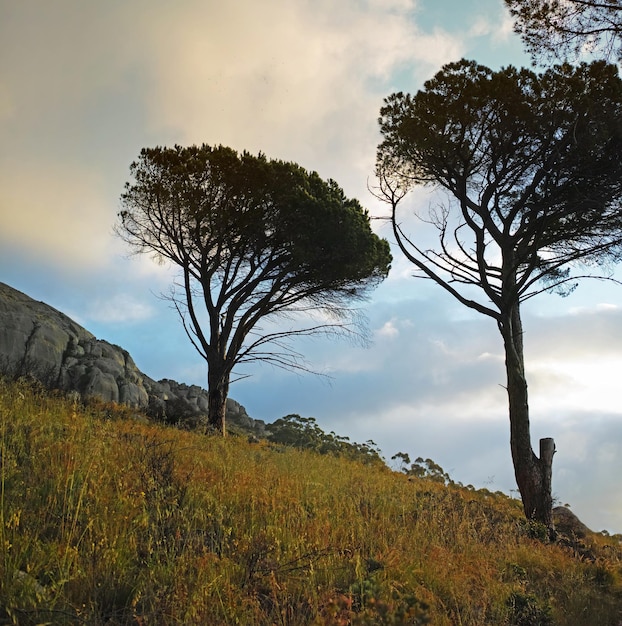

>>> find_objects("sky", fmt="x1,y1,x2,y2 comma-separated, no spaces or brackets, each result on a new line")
1,0,621,533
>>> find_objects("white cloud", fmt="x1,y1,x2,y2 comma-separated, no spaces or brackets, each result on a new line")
87,293,155,324
375,319,400,339
496,13,518,42
529,356,622,415
0,3,142,272
468,13,514,44
0,0,462,275
468,17,495,38
0,2,138,118
133,0,462,195
0,84,14,122
0,161,119,270
569,302,621,315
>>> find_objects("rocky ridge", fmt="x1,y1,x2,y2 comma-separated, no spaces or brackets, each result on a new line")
0,281,265,434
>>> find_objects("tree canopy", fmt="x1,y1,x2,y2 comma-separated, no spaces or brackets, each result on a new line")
118,144,391,433
376,58,622,525
377,59,622,315
505,0,622,63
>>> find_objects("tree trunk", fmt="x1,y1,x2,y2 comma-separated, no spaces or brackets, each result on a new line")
499,303,555,530
207,365,230,436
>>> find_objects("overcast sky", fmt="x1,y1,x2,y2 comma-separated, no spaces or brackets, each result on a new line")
1,0,621,533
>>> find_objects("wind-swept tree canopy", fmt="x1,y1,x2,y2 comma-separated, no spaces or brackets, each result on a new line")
506,0,622,62
376,59,622,526
118,144,391,434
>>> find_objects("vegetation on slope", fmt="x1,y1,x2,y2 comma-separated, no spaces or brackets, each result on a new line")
0,377,621,625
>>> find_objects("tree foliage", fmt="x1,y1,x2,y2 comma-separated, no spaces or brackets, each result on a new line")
376,59,622,525
268,414,384,464
505,0,622,63
392,453,453,485
117,145,391,434
377,59,622,315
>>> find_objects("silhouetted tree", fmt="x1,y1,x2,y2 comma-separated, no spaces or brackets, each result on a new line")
376,59,622,527
268,414,384,463
506,0,622,63
118,145,391,435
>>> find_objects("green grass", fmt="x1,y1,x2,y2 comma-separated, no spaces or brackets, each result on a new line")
0,377,621,625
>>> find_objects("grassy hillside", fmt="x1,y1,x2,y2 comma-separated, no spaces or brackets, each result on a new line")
0,377,620,625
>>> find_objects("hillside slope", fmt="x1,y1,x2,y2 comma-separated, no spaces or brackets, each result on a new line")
0,378,620,625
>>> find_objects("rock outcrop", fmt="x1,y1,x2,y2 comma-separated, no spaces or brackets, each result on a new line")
552,506,592,538
0,282,265,434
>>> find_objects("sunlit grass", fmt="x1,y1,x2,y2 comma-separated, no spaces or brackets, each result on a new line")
0,377,620,624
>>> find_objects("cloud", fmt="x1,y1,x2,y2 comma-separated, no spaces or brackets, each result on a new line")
468,13,515,44
133,0,463,192
0,2,142,123
0,161,120,270
0,2,145,272
232,291,507,419
86,293,156,324
0,84,14,123
518,305,622,422
375,319,400,339
0,0,463,276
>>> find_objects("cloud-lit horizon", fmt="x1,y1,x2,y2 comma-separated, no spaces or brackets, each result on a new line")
2,0,621,533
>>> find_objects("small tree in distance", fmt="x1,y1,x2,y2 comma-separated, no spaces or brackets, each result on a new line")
376,59,622,527
117,145,392,435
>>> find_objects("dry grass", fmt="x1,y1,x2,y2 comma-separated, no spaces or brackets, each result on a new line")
0,377,620,625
